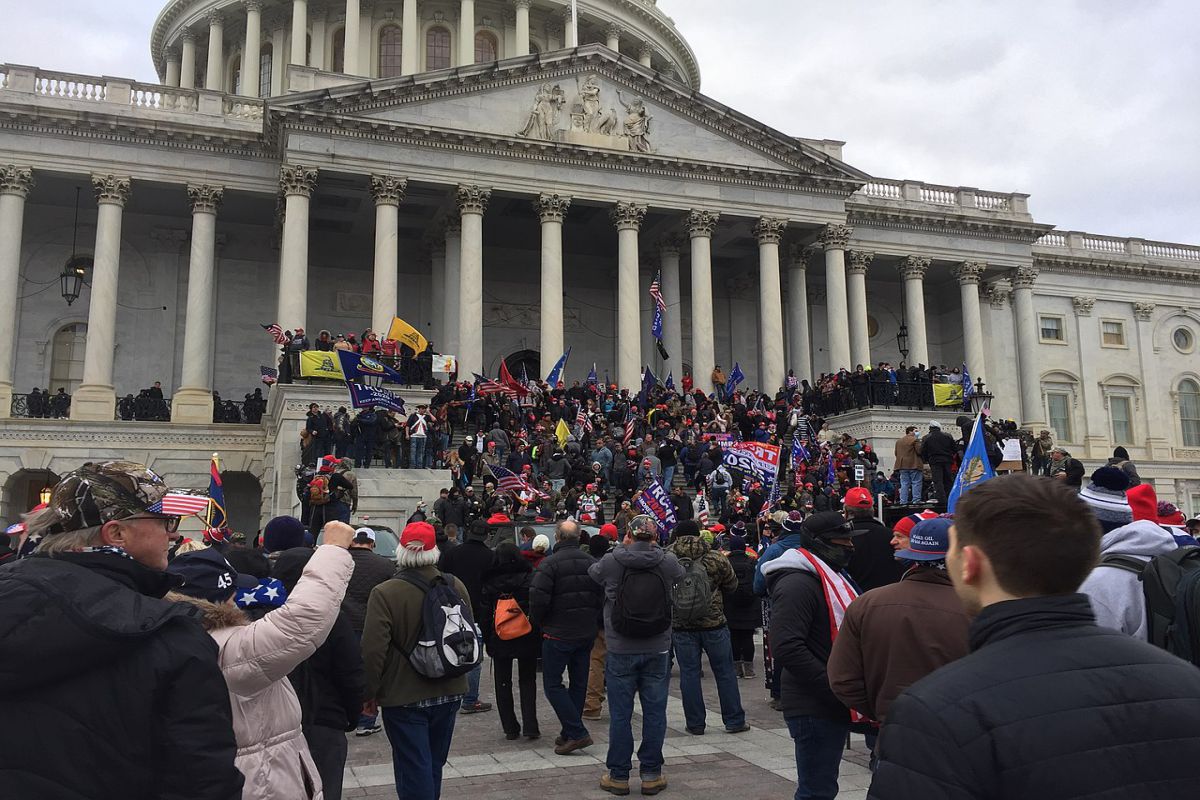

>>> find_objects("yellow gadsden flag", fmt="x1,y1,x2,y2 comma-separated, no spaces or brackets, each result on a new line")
386,316,429,354
555,418,571,448
933,383,965,407
299,351,345,379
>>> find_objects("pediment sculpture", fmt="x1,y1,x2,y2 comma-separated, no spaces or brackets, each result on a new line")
517,74,653,153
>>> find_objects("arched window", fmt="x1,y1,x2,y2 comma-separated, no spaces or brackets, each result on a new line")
378,25,403,77
259,43,273,97
50,323,88,395
1181,379,1200,447
426,26,451,69
474,31,498,63
331,28,345,73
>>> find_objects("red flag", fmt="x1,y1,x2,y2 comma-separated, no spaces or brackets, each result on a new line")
498,361,527,397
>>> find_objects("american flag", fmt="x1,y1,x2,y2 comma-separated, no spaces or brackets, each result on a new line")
576,404,593,434
695,490,710,526
260,365,278,385
473,373,520,400
649,270,666,344
147,492,211,517
487,465,549,499
622,407,636,449
261,323,287,345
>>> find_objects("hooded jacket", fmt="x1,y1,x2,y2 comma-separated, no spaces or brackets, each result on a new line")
722,549,762,630
0,552,244,800
171,544,353,800
753,531,804,595
1078,519,1178,640
589,541,685,654
667,536,737,630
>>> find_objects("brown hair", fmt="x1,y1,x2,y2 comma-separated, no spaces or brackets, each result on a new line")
954,473,1101,597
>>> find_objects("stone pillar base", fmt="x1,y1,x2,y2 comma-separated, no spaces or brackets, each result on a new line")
172,387,216,424
70,384,116,421
1085,436,1110,461
0,383,11,419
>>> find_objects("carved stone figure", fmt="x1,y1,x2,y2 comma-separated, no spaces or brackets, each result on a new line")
517,83,566,140
616,91,652,153
572,74,617,135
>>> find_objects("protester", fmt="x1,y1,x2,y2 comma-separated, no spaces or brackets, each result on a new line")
584,523,618,721
842,488,904,591
481,542,542,740
888,509,939,554
1049,446,1085,488
916,421,955,503
340,526,398,736
722,531,762,679
867,474,1200,798
891,426,924,504
438,519,496,715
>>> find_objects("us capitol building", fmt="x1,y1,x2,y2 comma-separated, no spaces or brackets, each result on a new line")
1,0,1198,528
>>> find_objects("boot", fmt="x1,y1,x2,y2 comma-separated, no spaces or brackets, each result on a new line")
734,661,745,679
742,661,756,679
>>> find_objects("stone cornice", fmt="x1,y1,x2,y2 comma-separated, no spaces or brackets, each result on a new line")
847,204,1053,244
1034,252,1200,285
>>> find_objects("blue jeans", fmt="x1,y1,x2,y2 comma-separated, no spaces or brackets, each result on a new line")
410,436,427,469
898,469,923,504
785,715,849,800
355,631,378,730
673,628,745,731
605,651,670,781
662,464,675,488
463,633,484,706
541,636,594,742
382,702,459,800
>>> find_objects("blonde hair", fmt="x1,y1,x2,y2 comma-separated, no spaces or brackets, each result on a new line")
172,539,208,555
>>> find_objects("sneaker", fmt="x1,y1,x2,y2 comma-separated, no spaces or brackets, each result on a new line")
354,721,382,737
742,665,756,679
554,735,594,755
640,775,668,795
582,710,603,721
459,702,492,714
600,774,631,796
724,723,751,734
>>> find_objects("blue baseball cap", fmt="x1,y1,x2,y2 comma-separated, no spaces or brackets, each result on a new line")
895,517,953,561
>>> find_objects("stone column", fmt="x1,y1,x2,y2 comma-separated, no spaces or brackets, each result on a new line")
786,245,812,381
688,210,719,386
344,0,360,75
535,193,571,367
443,219,462,357
370,175,407,336
954,260,987,381
846,249,873,368
659,235,684,375
205,12,225,91
71,175,131,421
818,223,852,373
606,23,622,51
638,43,653,67
242,0,263,97
165,51,182,87
402,0,419,73
457,185,490,376
459,0,476,66
755,217,787,392
899,255,931,368
173,185,224,423
612,202,647,390
276,165,317,334
1133,301,1170,458
0,166,34,418
180,31,197,89
429,241,445,347
513,0,531,56
310,13,326,68
563,6,577,47
290,0,308,66
1011,265,1046,429
270,25,286,93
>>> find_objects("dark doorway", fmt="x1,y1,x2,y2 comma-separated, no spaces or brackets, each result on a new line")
504,349,541,383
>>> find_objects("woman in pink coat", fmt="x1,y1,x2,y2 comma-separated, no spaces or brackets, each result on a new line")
170,522,356,800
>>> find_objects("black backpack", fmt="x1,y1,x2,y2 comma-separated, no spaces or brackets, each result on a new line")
396,571,481,679
612,565,672,638
1101,545,1200,665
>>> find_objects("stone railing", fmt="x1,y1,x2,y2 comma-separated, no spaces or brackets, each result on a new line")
853,178,1029,215
1035,231,1200,262
0,65,264,123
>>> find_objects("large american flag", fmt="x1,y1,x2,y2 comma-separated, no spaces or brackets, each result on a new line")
261,323,288,345
147,492,212,517
487,465,549,499
649,270,665,343
473,374,520,400
695,490,710,526
576,404,593,434
622,407,637,449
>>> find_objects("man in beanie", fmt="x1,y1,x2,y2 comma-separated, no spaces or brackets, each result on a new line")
1078,467,1177,640
439,519,495,714
0,460,245,799
916,421,956,504
362,521,472,800
723,531,762,679
342,526,398,736
843,487,904,592
263,514,308,555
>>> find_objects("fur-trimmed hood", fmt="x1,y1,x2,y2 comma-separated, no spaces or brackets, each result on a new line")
167,592,251,632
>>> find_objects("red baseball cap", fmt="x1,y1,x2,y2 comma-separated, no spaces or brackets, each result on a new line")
599,523,619,540
844,487,874,509
400,521,436,552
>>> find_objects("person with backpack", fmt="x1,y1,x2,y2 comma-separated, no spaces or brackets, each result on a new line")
361,521,481,800
667,519,749,736
306,455,354,540
481,542,542,741
1077,467,1182,641
707,463,733,517
588,515,685,796
722,532,762,679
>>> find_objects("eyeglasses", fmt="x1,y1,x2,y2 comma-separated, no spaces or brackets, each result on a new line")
125,514,182,533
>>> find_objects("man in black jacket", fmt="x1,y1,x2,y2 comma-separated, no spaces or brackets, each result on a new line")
340,526,398,736
438,520,496,715
529,518,604,755
843,487,905,592
0,460,244,800
868,474,1200,799
916,421,956,503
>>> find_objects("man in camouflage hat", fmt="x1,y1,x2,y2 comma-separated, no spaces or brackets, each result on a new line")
0,460,245,799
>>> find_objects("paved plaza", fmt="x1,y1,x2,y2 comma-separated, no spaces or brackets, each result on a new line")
340,654,874,799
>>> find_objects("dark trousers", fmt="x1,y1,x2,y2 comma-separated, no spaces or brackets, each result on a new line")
785,715,849,800
495,656,540,736
303,724,348,800
541,636,594,742
730,628,756,663
382,701,458,800
930,461,953,503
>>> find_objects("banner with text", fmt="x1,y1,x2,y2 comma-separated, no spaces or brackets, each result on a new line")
720,441,782,490
634,479,678,543
346,382,407,414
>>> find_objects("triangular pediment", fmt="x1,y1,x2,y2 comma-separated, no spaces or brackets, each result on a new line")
272,46,868,185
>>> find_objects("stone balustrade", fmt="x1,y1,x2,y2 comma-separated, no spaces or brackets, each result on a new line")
853,177,1030,216
1036,230,1200,262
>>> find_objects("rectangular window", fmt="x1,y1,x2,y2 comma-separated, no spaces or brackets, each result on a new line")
1047,393,1072,442
1039,315,1064,342
1111,396,1134,445
1192,493,1200,520
1101,320,1126,347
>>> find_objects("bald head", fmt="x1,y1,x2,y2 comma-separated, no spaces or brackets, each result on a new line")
556,519,580,543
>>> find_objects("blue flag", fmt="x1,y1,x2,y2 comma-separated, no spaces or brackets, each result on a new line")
725,362,745,398
545,347,571,387
346,381,407,414
337,350,404,384
520,362,530,388
634,479,678,543
826,450,836,484
948,413,996,512
466,381,477,417
665,371,675,391
640,366,658,406
586,363,598,388
791,431,809,465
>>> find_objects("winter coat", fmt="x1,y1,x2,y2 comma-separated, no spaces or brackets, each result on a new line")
668,536,737,630
827,568,969,721
892,433,923,471
589,541,686,655
481,559,542,660
484,512,517,549
846,516,906,592
868,594,1200,799
753,532,804,595
529,541,604,641
341,546,396,633
1078,520,1178,640
438,538,496,622
672,492,695,521
0,552,244,800
916,429,956,464
722,550,762,630
173,544,353,800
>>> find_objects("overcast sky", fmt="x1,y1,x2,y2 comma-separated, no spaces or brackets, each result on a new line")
1,0,1196,243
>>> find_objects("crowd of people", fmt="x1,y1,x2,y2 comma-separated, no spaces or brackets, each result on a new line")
275,326,437,387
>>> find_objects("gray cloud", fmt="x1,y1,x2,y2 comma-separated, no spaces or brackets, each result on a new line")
1,0,1195,243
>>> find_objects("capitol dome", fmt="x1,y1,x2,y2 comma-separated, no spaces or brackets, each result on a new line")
150,0,701,97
